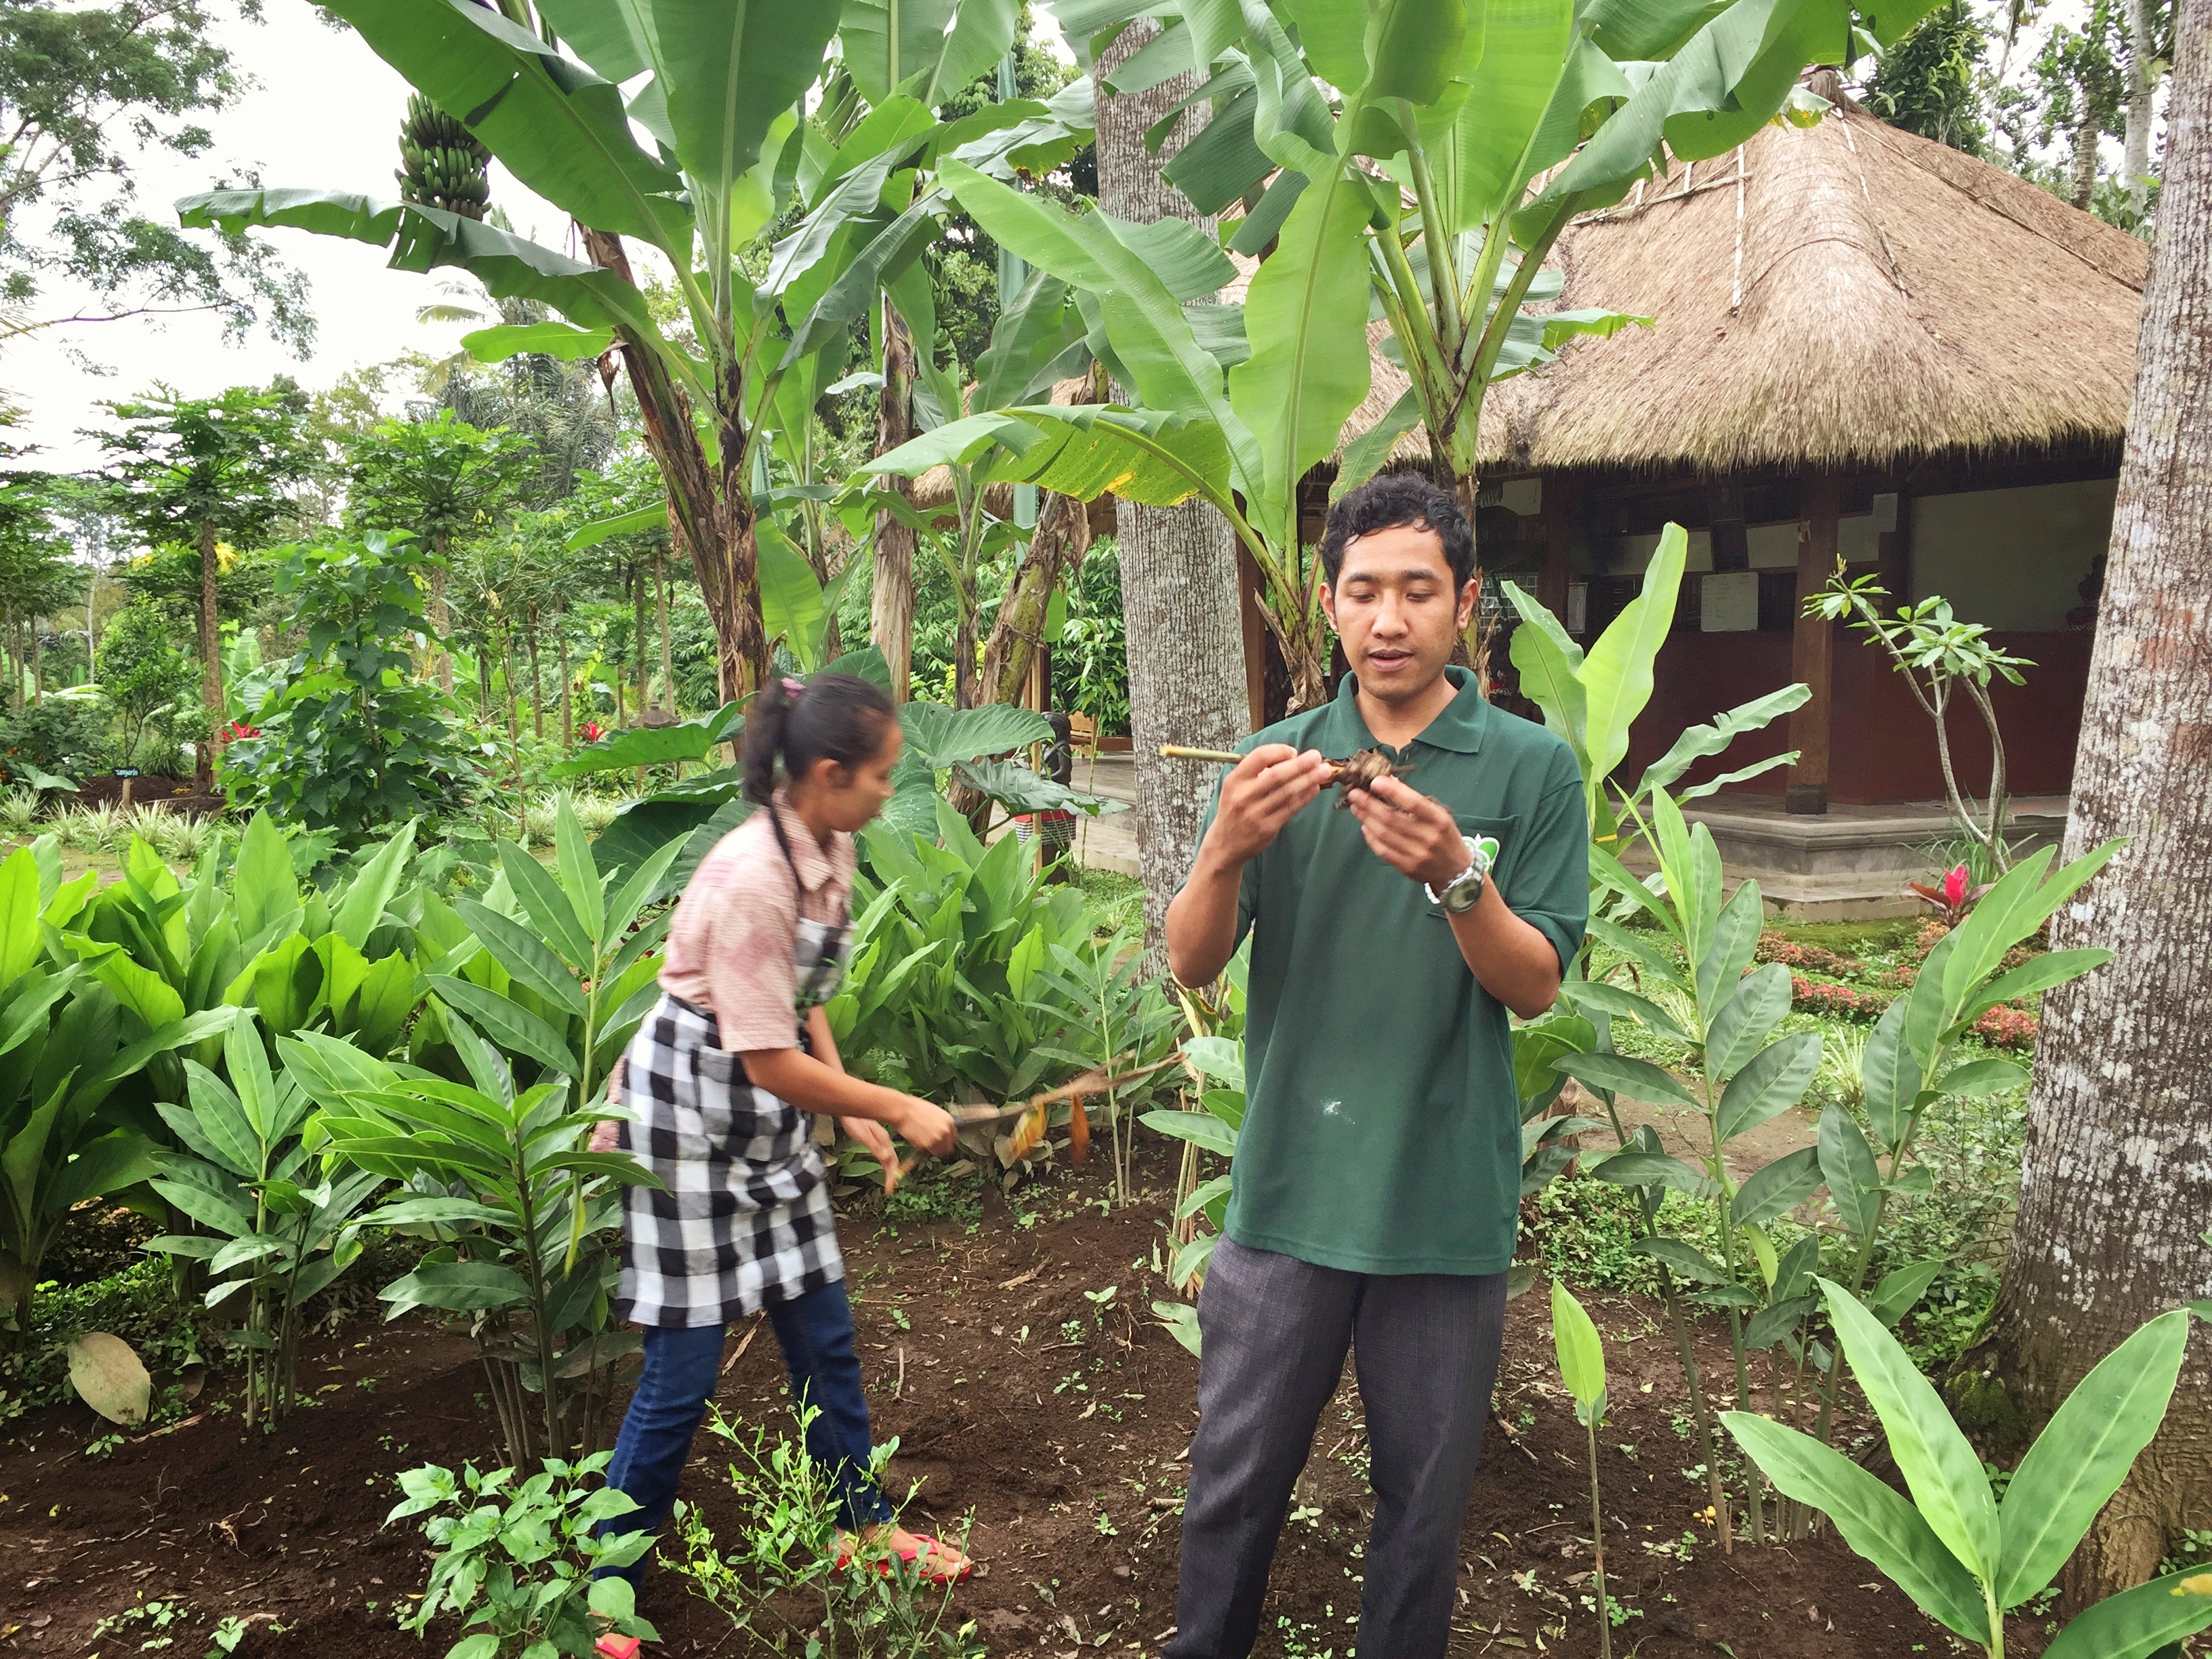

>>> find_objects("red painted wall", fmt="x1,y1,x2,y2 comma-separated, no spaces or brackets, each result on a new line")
1622,629,2093,804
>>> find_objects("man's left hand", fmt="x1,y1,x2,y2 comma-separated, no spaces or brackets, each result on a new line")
841,1115,903,1193
1348,774,1471,890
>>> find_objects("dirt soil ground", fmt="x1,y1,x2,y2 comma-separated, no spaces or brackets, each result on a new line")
1,1153,2057,1659
67,773,225,817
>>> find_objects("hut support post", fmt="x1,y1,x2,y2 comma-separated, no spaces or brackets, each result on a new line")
1787,472,1842,814
1538,478,1576,620
1235,541,1270,732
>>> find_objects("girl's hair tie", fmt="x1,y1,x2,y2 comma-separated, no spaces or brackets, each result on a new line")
781,676,806,697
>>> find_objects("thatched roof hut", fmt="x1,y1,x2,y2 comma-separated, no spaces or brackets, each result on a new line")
1334,90,2149,477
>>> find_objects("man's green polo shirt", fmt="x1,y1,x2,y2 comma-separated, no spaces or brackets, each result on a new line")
1190,667,1589,1276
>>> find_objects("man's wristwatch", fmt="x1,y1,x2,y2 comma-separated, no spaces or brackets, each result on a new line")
1426,834,1500,914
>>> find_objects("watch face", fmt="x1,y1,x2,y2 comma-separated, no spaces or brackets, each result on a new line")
1442,871,1484,913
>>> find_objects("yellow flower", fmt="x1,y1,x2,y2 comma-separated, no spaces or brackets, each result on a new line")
2175,1574,2212,1599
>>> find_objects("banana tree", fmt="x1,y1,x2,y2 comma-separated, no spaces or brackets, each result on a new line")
1085,0,1931,495
178,0,1080,702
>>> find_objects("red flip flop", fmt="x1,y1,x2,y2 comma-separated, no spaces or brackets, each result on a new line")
834,1533,974,1586
595,1637,642,1659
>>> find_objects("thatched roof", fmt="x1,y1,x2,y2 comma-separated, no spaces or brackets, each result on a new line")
1410,94,2150,476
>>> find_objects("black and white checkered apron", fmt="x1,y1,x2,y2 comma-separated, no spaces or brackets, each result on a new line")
615,815,853,1329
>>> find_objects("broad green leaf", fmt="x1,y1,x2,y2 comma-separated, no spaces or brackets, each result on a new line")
1996,1309,2190,1608
1634,1235,1727,1284
176,1059,261,1177
1225,169,1373,546
1183,1035,1245,1088
548,703,740,777
1139,1109,1237,1158
1818,1105,1882,1236
1587,1148,1717,1199
1638,683,1811,798
331,819,417,951
462,319,613,362
83,943,186,1033
1745,1292,1820,1348
495,841,594,972
554,797,605,953
178,192,697,402
1820,1277,1999,1582
1555,1051,1698,1109
1706,962,1792,1080
756,520,826,671
1866,1258,1944,1326
381,1258,532,1315
1962,949,2113,1026
1503,581,1589,761
1722,1411,1991,1643
1557,979,1692,1045
1689,848,1750,1015
1551,1277,1607,1419
900,701,1053,770
1580,523,1686,820
1437,0,1576,228
1715,1030,1821,1142
937,161,1259,500
1730,1144,1822,1227
2039,1569,2212,1659
455,899,588,1019
1943,841,2121,1023
0,846,37,985
842,0,1021,105
1935,1057,2030,1099
565,504,664,552
321,0,687,251
1860,996,1924,1153
430,977,581,1081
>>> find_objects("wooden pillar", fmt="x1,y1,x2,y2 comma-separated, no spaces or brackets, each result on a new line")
1538,476,1576,621
1787,472,1841,815
1235,541,1270,732
1710,480,1749,571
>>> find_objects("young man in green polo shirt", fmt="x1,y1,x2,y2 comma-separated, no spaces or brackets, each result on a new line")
1162,474,1589,1658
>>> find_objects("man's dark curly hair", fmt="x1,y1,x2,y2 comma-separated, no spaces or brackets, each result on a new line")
1319,472,1475,590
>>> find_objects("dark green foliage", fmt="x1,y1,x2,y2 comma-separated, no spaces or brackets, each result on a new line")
224,532,478,839
1869,0,1992,153
0,695,111,783
1052,537,1130,736
97,603,197,766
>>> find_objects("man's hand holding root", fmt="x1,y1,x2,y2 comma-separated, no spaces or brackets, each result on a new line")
1346,773,1472,888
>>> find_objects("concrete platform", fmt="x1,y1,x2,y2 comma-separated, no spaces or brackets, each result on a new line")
1069,752,1139,877
1634,792,2070,917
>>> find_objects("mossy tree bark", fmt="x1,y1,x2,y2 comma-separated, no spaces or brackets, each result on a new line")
1094,20,1250,970
1977,0,2212,1609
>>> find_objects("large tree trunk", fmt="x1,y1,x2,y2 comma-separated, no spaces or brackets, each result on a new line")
2072,117,2102,210
196,518,223,793
580,227,766,702
1977,0,2212,1609
872,302,920,701
1095,24,1251,969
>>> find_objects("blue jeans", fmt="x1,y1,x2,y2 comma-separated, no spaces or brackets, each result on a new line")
597,1277,893,1582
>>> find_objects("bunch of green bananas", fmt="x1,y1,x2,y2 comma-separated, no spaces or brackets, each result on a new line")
396,94,492,220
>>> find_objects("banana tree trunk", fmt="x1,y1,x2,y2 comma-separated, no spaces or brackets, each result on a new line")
580,227,766,702
1978,1,2212,1609
196,518,223,793
655,546,676,714
978,491,1087,708
872,302,920,701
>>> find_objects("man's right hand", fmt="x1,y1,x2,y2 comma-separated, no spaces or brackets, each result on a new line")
1204,744,1334,865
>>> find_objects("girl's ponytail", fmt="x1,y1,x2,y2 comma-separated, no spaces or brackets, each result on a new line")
741,672,896,805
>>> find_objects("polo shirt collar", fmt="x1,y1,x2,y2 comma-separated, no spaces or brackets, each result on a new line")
1328,665,1490,756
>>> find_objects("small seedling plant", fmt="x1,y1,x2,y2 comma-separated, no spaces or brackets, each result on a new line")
386,1452,657,1659
1724,1284,2212,1659
676,1401,982,1658
1551,1279,1617,1659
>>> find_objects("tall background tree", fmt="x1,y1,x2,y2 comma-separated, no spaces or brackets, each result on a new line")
0,0,310,350
1090,20,1250,966
344,409,535,691
1978,0,2211,1606
97,386,316,789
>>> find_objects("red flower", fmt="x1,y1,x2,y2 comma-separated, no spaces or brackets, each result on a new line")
581,720,607,743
